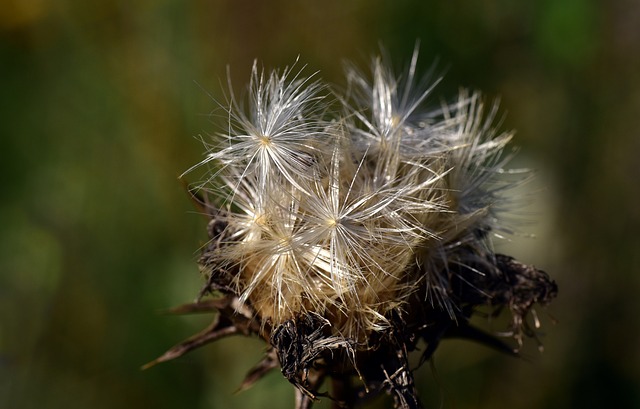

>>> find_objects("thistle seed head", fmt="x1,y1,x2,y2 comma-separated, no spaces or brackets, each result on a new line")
149,49,557,409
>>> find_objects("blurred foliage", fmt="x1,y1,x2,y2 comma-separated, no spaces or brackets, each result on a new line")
1,0,639,408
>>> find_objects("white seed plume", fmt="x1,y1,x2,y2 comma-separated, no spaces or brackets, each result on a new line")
188,53,526,341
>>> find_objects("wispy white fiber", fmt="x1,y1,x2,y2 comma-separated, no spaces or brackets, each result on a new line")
188,50,530,341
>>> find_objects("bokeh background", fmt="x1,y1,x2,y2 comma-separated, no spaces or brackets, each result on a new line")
2,1,639,408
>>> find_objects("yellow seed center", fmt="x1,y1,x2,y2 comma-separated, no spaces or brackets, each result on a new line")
326,217,339,228
259,135,271,146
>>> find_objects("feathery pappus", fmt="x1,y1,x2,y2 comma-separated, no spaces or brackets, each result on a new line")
146,49,557,409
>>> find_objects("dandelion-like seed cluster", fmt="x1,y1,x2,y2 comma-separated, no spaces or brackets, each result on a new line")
149,51,557,409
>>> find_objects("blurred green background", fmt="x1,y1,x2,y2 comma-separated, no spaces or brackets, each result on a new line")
2,0,639,408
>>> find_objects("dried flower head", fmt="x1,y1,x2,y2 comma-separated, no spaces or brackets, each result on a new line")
147,50,557,409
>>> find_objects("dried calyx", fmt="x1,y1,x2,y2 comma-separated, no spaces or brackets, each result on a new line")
146,51,557,409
